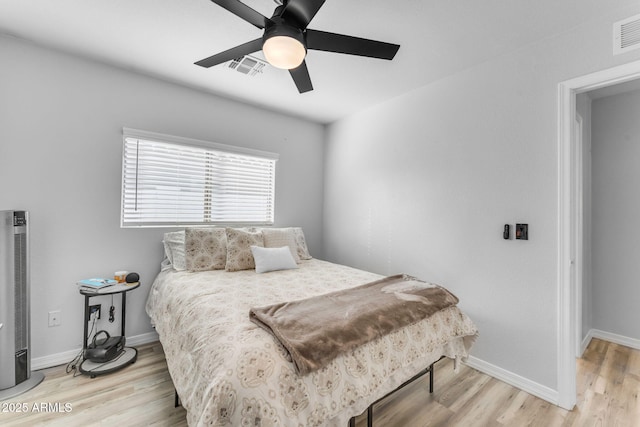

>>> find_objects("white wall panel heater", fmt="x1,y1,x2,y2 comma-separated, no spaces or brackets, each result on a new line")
0,211,44,400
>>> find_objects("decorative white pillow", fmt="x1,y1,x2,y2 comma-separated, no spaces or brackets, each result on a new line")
184,228,227,271
163,230,186,271
225,228,264,271
250,246,299,274
262,228,301,263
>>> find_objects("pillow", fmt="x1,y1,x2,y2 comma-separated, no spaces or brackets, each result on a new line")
292,227,312,260
225,228,264,271
185,228,227,271
262,228,300,263
163,230,186,271
250,246,298,274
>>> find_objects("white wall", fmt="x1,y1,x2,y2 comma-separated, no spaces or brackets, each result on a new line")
323,2,640,394
591,88,640,340
0,35,325,363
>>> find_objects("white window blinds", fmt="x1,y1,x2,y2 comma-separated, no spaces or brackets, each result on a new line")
121,129,278,227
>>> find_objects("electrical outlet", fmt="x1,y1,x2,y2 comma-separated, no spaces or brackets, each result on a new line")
48,310,61,327
90,304,101,319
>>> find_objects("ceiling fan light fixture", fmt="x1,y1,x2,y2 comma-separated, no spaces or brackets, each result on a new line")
263,36,306,69
262,20,306,70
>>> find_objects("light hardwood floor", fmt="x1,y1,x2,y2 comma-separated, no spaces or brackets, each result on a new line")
1,338,638,426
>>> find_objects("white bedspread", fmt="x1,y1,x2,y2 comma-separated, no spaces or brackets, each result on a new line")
146,259,478,426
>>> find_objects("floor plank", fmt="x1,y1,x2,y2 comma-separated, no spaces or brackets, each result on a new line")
0,342,187,427
1,338,639,426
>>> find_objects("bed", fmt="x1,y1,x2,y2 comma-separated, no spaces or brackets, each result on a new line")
146,227,478,426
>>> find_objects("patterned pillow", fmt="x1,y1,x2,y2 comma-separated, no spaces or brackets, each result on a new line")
262,228,301,263
225,228,264,272
185,228,227,271
292,227,312,260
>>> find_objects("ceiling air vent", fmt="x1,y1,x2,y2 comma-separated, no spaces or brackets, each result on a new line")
614,13,640,55
228,55,267,77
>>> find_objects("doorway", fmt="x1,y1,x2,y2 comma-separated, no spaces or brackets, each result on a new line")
558,60,640,410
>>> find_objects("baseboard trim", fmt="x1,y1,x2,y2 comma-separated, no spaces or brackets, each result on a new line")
464,356,559,405
126,330,160,347
580,329,594,357
589,328,640,351
31,331,159,371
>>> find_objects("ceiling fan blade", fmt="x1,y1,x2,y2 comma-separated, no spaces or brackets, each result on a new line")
306,29,400,60
210,0,271,29
289,60,313,93
194,38,263,68
280,0,325,29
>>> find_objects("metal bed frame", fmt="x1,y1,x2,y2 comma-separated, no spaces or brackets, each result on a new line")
348,356,443,427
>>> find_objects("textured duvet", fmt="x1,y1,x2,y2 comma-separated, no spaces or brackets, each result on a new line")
146,259,478,426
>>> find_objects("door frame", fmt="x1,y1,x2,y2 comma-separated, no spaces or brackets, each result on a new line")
573,112,584,359
557,59,640,410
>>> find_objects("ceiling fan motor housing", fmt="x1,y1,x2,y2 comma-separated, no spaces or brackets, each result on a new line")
263,15,306,50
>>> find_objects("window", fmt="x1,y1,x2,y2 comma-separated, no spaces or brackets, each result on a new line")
121,128,278,227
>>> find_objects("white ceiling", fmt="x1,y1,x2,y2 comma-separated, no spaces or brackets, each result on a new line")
0,0,615,123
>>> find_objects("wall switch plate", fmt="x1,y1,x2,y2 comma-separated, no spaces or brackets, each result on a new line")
48,310,61,327
515,224,529,240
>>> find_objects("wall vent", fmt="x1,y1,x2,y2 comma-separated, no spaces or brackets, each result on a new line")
614,13,640,55
228,55,267,76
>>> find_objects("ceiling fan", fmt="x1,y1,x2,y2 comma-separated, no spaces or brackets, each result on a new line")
195,0,400,93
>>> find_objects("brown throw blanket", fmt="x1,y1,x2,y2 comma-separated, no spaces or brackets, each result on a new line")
249,274,459,375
